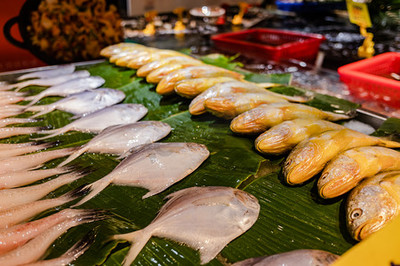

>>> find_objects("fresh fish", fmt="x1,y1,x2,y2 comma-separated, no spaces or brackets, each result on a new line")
26,229,96,266
0,186,88,228
0,118,36,127
0,142,51,159
318,146,400,199
146,61,204,83
255,119,344,155
0,91,27,98
0,126,43,139
111,50,154,66
283,129,400,185
1,104,26,114
17,64,75,81
74,142,210,205
0,167,70,189
189,82,306,116
137,56,202,77
0,208,88,254
25,88,126,118
174,77,238,98
346,170,400,241
126,50,191,69
100,42,147,57
0,208,103,265
0,171,85,210
0,95,25,106
156,65,244,95
113,186,260,266
13,70,90,92
0,147,77,175
59,121,171,167
232,249,339,266
230,103,352,134
35,104,148,140
24,76,106,107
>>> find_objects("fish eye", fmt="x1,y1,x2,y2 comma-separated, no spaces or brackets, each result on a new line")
351,208,363,220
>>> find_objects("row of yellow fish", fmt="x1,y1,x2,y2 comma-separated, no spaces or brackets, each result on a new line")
102,43,400,244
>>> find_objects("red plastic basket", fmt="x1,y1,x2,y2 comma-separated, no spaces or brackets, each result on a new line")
338,52,400,108
211,28,326,63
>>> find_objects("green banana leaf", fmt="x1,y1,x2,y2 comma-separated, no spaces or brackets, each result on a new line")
2,60,398,266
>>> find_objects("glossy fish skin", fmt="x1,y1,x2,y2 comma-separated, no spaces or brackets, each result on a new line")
230,103,352,134
74,142,210,206
17,64,75,81
100,42,146,57
137,56,201,77
174,77,238,98
318,146,400,199
283,129,400,185
59,121,171,167
255,119,344,155
232,249,339,266
24,76,106,107
112,50,156,66
346,171,400,241
35,103,148,140
0,142,51,159
156,65,244,95
145,61,204,83
26,88,126,118
113,186,260,266
0,209,103,265
126,50,190,69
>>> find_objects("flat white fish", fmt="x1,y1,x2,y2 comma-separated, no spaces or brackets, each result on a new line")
35,104,148,140
17,64,75,81
0,167,70,189
0,118,36,127
113,186,260,265
59,121,171,167
0,171,85,210
0,142,51,159
13,70,90,91
26,88,126,118
0,186,88,228
0,126,42,139
232,249,339,266
24,76,105,106
0,208,87,254
0,147,77,175
75,142,210,205
0,208,103,265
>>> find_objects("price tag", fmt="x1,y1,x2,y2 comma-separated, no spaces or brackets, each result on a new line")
346,0,372,28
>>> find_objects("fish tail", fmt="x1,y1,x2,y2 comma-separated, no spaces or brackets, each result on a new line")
33,126,69,141
72,175,114,207
113,229,152,266
26,104,55,118
24,93,45,107
324,111,353,121
58,146,88,167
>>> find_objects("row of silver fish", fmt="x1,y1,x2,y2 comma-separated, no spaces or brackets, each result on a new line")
102,42,341,265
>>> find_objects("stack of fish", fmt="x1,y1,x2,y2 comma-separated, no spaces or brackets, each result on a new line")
103,43,400,244
0,54,269,265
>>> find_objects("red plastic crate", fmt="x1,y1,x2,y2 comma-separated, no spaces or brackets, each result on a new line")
338,52,400,108
211,28,326,63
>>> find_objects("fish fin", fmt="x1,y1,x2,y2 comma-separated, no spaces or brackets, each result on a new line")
197,242,227,265
24,92,45,107
72,175,114,207
113,230,152,266
61,185,91,203
58,146,88,167
29,106,55,118
32,126,69,141
58,227,98,262
142,188,165,199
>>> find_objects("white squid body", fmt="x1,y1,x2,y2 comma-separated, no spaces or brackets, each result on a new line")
35,103,148,140
59,121,172,167
113,186,260,266
26,88,126,118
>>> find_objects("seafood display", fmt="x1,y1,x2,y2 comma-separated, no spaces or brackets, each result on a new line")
16,64,75,81
112,186,260,265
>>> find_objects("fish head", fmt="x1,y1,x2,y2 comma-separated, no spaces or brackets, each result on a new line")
347,182,398,241
255,122,294,154
204,97,237,119
232,189,260,231
318,155,360,199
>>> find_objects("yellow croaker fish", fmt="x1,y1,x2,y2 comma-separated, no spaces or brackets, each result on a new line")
189,81,305,116
318,146,400,199
174,77,239,98
126,50,191,69
146,61,205,83
156,65,244,95
100,42,146,58
111,50,154,66
137,56,202,77
230,103,351,134
346,170,400,241
255,119,344,155
283,129,400,185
